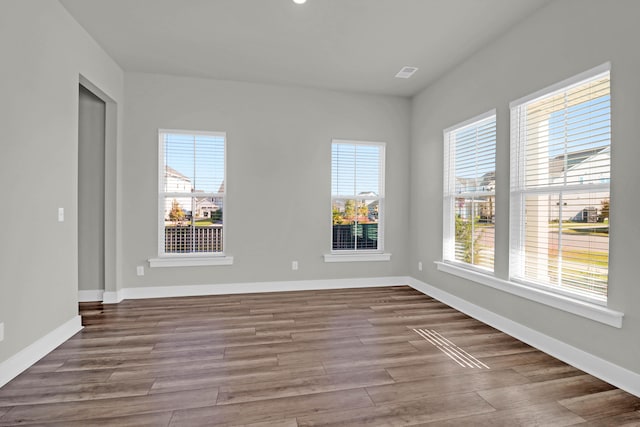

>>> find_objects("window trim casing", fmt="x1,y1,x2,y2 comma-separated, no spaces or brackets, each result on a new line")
149,128,232,268
508,62,611,304
435,261,623,328
509,62,610,110
442,109,497,272
434,63,623,327
325,139,390,262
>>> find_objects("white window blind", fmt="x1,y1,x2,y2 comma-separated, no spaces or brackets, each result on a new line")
510,65,610,302
443,111,496,271
331,140,385,252
159,130,226,255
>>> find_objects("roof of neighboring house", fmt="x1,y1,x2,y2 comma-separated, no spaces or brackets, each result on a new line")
165,165,190,181
358,191,378,197
195,197,217,205
550,147,609,178
477,171,496,191
455,177,478,190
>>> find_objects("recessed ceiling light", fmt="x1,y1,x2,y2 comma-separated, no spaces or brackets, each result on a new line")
395,66,418,79
293,0,307,4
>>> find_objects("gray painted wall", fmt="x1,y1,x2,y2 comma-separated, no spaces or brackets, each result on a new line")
78,85,105,292
122,73,411,288
410,0,640,373
0,0,123,364
3,0,639,383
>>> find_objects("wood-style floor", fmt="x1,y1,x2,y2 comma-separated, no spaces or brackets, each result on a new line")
0,286,639,426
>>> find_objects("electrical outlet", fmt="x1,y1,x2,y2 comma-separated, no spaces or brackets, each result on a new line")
136,266,144,276
292,261,299,271
58,207,64,222
418,261,423,271
0,322,4,342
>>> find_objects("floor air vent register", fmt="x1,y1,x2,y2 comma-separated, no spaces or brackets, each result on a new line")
412,328,490,369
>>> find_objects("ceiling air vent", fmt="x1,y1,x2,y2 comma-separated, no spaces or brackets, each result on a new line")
395,66,418,79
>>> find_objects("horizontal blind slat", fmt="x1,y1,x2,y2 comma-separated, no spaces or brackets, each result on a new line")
510,70,610,300
444,113,496,270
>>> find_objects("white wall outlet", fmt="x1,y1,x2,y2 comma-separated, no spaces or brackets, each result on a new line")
136,265,144,276
0,322,4,342
58,207,64,222
292,260,299,271
418,261,423,271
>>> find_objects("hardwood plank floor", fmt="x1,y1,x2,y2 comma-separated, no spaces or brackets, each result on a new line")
0,286,638,426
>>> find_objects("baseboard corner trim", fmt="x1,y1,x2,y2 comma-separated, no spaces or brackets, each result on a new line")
102,290,124,304
0,315,83,388
78,290,104,302
406,277,640,399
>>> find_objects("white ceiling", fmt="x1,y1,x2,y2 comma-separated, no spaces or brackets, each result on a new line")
60,0,550,97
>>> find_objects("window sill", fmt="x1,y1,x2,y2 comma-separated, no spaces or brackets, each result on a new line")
435,261,623,328
149,256,234,268
324,253,391,263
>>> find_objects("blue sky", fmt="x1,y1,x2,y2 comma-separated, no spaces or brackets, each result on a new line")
452,93,610,180
548,94,610,158
453,118,496,180
332,143,381,197
164,133,225,193
166,137,386,197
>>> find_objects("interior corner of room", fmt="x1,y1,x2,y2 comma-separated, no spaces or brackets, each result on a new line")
1,0,639,413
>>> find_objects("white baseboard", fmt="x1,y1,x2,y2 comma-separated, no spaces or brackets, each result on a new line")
102,290,123,304
78,290,104,302
19,276,636,399
406,277,640,398
118,276,407,301
0,316,82,388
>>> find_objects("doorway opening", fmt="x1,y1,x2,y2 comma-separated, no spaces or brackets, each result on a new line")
78,84,106,303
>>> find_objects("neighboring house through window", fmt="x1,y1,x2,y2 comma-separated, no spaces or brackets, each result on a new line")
150,129,232,267
510,64,611,302
443,111,497,271
326,140,389,262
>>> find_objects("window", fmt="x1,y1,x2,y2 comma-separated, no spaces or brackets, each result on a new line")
510,64,610,302
151,129,230,267
330,140,386,257
443,111,496,271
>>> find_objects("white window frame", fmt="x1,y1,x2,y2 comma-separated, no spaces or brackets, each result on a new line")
149,129,233,268
436,63,623,329
324,139,390,263
509,63,611,304
443,109,496,273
